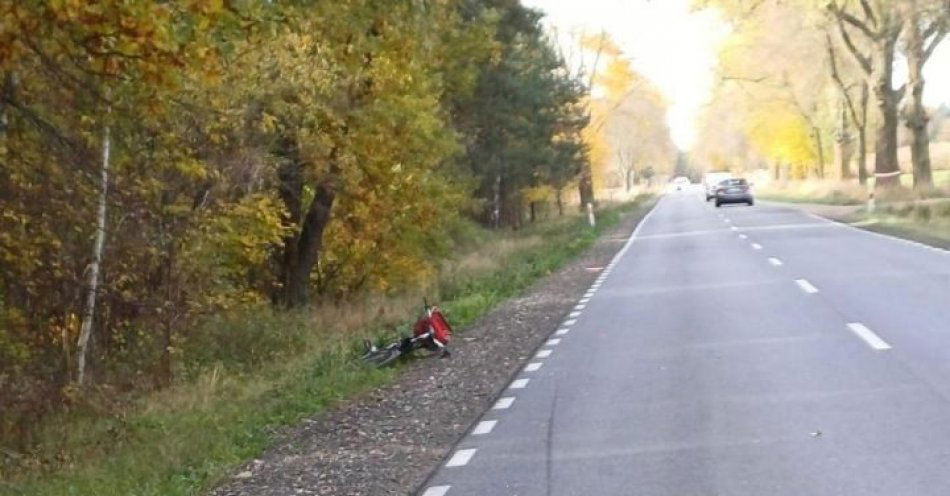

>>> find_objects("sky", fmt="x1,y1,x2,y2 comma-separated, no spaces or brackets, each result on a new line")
522,0,950,151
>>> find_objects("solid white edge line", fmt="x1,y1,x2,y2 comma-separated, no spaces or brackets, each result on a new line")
524,362,543,372
536,349,553,358
546,338,561,346
446,449,477,467
795,279,818,294
422,486,451,496
846,322,892,350
472,420,497,435
493,396,516,409
768,257,783,266
798,210,949,255
510,378,529,389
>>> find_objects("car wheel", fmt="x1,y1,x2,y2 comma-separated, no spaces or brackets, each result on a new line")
747,200,754,206
715,201,722,208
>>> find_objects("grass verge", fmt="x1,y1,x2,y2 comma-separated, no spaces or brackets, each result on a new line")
755,190,864,206
2,196,654,496
838,201,950,251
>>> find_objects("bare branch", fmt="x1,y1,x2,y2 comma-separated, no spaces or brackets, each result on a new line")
834,15,873,73
858,0,878,28
721,75,768,83
924,30,947,62
826,32,862,128
827,2,878,40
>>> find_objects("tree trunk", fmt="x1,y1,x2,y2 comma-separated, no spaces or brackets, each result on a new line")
835,96,855,179
555,188,564,216
0,71,16,137
812,127,826,179
857,82,869,185
77,118,111,386
578,164,594,209
624,168,633,192
275,135,339,308
902,4,934,192
491,173,501,228
284,175,336,307
871,37,902,189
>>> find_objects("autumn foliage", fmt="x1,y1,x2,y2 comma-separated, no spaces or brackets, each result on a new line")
0,0,595,447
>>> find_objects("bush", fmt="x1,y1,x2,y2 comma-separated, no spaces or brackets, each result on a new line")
182,308,310,375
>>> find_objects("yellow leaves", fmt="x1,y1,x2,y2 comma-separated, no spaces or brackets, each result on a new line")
597,58,637,102
259,112,279,134
746,102,815,170
581,32,622,58
179,194,289,312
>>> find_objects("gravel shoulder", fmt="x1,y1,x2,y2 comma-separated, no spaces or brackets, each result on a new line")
209,201,656,496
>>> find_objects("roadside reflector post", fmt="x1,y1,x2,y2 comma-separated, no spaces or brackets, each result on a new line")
867,190,875,214
587,202,596,227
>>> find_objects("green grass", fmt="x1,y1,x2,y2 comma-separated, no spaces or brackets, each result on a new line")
841,200,950,250
899,169,950,189
1,196,654,496
755,190,864,206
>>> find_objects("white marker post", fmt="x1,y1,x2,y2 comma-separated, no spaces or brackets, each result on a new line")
587,202,596,227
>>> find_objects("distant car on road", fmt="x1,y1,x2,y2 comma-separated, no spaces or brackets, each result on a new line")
672,176,690,191
703,171,731,201
715,178,754,207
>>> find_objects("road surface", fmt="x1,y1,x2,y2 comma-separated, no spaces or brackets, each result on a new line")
418,192,950,496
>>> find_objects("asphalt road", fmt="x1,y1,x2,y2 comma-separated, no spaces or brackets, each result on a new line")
417,190,950,496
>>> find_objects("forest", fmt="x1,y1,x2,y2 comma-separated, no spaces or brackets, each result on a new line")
0,0,675,487
693,0,950,196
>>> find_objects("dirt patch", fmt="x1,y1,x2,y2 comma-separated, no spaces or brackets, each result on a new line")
210,203,654,496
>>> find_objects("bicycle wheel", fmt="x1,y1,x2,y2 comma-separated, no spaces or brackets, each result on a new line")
363,346,402,368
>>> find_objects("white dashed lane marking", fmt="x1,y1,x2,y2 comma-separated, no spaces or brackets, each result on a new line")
569,311,581,318
422,485,451,496
739,234,748,239
555,328,570,336
446,449,477,467
472,420,497,435
536,349,552,358
524,362,543,372
751,243,763,250
546,338,561,346
510,378,529,389
563,319,577,326
768,257,783,266
847,323,891,351
493,397,516,410
796,279,819,294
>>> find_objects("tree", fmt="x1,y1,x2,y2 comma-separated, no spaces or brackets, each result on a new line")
898,0,949,191
827,0,905,189
826,30,871,184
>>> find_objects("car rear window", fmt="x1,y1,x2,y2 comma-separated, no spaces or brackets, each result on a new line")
719,179,747,186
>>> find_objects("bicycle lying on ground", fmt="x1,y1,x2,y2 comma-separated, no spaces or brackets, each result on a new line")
361,300,453,367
